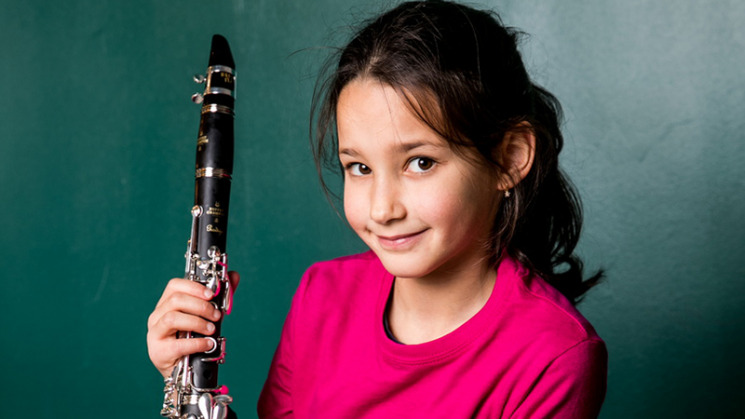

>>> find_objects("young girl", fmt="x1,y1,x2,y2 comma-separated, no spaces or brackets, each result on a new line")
148,1,607,417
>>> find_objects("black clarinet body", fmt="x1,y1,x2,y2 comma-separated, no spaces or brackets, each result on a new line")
161,34,237,419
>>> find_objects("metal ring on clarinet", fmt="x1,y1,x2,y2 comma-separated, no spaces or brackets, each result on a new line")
196,167,232,179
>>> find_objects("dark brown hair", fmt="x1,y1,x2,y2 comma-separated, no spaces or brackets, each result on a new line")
311,0,601,303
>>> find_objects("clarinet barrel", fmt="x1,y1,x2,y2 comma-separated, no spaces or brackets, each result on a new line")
161,34,237,419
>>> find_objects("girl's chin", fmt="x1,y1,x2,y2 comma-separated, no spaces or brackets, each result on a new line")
371,251,437,281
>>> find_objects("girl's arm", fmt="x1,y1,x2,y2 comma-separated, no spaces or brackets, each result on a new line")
257,322,295,419
258,268,314,418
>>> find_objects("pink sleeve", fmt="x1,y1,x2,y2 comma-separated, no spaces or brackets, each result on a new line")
257,276,307,418
510,338,608,419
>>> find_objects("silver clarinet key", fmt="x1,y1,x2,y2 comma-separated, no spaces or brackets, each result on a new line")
198,393,213,418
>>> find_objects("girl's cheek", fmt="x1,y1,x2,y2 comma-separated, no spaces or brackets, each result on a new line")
343,188,366,227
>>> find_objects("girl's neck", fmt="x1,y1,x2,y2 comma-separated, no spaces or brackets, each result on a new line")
387,262,497,345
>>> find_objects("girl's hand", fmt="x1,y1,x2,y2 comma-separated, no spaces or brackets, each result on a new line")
146,271,240,379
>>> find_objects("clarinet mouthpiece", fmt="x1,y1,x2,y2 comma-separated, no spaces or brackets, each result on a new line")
209,34,235,69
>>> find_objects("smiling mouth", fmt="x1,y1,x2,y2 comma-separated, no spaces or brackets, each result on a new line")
376,230,427,250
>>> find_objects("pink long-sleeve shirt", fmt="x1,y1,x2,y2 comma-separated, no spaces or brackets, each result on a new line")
258,251,607,418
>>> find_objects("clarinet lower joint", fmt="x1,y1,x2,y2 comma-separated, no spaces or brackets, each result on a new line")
161,358,234,419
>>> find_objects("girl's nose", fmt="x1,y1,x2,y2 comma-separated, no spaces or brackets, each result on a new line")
369,177,406,224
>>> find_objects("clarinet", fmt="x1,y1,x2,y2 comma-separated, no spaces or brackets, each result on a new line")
161,34,237,419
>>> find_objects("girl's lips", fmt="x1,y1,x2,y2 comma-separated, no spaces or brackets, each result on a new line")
376,230,427,250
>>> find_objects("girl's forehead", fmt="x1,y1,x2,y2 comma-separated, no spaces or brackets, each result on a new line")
337,80,442,141
339,77,439,116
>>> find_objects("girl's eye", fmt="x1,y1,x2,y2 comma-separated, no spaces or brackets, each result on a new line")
346,163,371,176
407,157,436,173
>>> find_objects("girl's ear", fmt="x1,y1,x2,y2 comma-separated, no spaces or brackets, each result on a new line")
496,122,536,191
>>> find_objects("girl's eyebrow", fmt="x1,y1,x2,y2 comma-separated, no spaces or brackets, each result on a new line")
338,147,359,157
339,140,444,157
397,140,443,152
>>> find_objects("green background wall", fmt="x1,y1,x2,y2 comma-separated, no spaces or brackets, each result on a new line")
1,1,743,417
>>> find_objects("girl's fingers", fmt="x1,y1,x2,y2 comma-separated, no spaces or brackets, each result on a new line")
148,336,216,378
156,278,214,307
147,309,218,378
151,310,217,338
172,336,217,357
149,289,220,329
148,273,240,378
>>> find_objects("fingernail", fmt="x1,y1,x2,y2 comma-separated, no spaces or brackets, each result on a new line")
213,309,222,320
206,322,215,333
204,288,214,299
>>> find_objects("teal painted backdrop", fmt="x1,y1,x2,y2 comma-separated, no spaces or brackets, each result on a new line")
1,1,743,417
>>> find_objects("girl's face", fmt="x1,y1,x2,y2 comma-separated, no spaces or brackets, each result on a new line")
337,78,502,283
